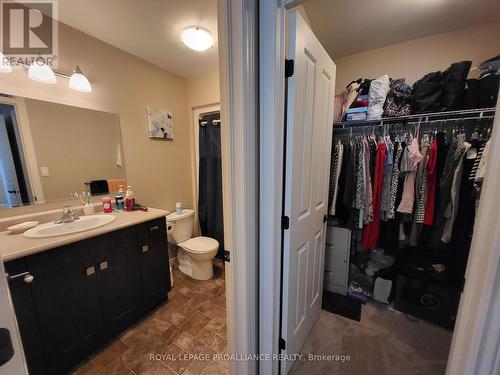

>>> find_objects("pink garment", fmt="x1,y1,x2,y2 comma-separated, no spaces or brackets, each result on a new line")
397,135,422,214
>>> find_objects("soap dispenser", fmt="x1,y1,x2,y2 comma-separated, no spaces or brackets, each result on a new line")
125,186,135,211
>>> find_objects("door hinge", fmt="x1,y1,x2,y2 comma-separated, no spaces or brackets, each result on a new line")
281,215,290,230
285,59,294,78
323,214,328,223
223,250,231,263
279,337,286,350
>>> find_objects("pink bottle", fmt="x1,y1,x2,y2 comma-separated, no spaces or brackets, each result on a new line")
102,197,113,213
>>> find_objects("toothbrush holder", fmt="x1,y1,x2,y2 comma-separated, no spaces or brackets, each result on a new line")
83,204,94,216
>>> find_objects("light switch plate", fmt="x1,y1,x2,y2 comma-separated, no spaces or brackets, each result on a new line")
40,167,49,177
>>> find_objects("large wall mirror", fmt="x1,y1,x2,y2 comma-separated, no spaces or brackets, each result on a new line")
0,95,125,210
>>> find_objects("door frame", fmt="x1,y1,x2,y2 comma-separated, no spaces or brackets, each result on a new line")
0,96,45,205
259,1,500,375
218,0,258,374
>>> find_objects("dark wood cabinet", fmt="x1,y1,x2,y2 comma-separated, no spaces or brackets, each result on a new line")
5,218,170,375
138,218,171,311
32,259,104,374
98,228,144,337
5,259,46,375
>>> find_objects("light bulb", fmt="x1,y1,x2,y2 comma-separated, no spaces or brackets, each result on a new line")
181,26,214,52
69,66,92,92
28,61,57,84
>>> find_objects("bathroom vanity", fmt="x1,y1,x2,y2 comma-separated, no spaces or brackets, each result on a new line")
0,209,170,375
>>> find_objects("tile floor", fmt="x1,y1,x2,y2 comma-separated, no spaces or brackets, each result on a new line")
73,260,228,375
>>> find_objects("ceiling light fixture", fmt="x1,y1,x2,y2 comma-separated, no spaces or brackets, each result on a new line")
28,61,57,84
0,52,11,73
69,65,92,92
181,26,214,52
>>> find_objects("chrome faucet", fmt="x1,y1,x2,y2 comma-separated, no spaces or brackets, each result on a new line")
55,205,79,224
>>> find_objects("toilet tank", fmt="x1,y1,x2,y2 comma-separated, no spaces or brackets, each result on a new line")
166,209,194,244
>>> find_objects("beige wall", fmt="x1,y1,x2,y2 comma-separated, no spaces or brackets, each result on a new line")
187,67,221,110
186,67,220,233
25,99,125,201
334,21,500,94
0,22,193,216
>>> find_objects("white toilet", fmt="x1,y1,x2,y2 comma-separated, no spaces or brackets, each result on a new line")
166,209,219,280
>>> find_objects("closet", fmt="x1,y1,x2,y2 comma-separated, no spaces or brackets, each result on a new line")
326,107,495,329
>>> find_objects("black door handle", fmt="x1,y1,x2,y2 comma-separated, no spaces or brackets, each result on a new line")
0,328,14,367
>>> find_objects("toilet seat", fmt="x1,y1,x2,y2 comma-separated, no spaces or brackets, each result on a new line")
179,236,218,253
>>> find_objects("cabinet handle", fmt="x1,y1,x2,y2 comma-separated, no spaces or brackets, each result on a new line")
24,274,34,283
99,261,108,271
7,271,29,281
142,245,149,253
86,266,96,276
149,225,159,231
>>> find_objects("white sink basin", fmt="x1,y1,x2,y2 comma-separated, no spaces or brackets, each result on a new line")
23,215,116,238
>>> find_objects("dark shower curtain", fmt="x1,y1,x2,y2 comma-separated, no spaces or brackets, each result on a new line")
198,112,224,257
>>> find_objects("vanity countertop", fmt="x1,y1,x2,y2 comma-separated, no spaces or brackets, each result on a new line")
0,208,169,262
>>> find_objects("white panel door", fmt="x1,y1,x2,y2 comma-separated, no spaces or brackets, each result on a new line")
281,9,336,374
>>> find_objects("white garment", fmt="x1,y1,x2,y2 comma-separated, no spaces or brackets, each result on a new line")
367,75,390,120
475,139,490,182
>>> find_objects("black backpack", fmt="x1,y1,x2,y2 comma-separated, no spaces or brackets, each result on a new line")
411,72,443,114
412,61,472,114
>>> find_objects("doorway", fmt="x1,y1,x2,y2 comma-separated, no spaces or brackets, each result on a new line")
261,1,500,373
0,103,31,208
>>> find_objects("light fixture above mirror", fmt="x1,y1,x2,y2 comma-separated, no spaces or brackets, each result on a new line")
0,52,92,93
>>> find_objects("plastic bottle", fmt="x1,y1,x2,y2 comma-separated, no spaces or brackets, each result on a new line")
115,185,125,211
176,202,182,215
102,197,113,213
125,186,135,211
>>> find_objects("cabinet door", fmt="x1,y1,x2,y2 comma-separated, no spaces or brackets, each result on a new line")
32,260,103,374
5,259,46,375
97,228,144,338
138,218,171,311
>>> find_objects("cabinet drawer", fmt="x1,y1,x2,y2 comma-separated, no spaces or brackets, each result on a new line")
26,238,99,278
137,218,166,242
98,226,137,255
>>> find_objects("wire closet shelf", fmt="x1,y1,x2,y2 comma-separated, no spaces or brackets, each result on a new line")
332,107,496,131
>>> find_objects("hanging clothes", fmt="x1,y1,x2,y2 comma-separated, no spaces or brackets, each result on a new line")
409,137,430,246
362,142,387,251
397,132,423,214
385,141,403,220
424,139,438,225
328,141,344,216
442,140,472,243
363,137,374,224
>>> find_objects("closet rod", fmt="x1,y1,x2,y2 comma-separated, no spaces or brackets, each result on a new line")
333,107,496,129
333,115,495,133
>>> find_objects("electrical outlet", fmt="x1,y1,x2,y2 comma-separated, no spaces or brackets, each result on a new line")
40,167,50,177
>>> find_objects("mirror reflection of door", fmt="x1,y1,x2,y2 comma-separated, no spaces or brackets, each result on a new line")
198,112,224,257
0,104,31,209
